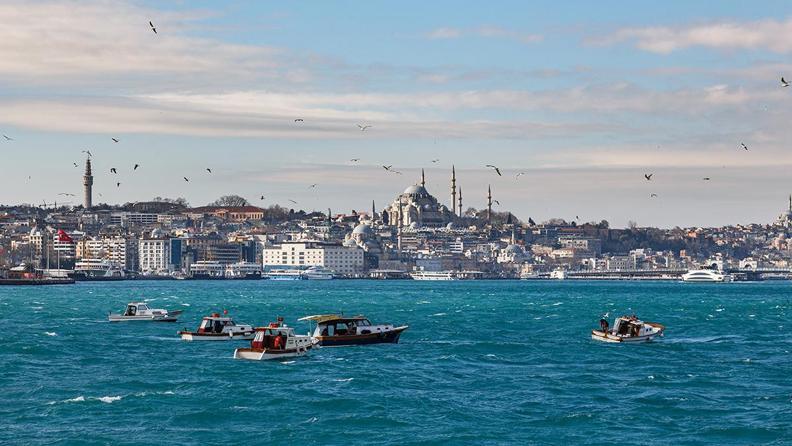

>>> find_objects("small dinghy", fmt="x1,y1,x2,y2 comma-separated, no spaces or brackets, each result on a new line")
591,315,664,343
299,314,408,347
178,312,254,341
108,302,183,322
233,317,313,361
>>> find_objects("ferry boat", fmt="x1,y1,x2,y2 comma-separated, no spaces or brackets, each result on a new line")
233,318,313,360
266,269,305,281
178,312,255,341
303,266,335,280
410,271,458,281
74,259,125,280
299,314,408,346
681,269,733,283
108,302,183,322
591,315,665,343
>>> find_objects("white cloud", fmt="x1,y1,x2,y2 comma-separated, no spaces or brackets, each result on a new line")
593,17,792,53
425,25,542,45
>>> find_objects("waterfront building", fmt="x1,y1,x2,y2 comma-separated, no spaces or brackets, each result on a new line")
385,170,456,228
76,235,138,271
138,238,174,275
262,241,364,276
185,206,265,221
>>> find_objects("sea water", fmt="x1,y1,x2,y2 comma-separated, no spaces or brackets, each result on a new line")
1,280,791,445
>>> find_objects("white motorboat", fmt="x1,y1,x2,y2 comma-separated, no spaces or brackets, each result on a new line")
108,302,183,322
299,314,408,346
591,315,665,343
681,269,732,282
178,312,255,341
233,318,314,360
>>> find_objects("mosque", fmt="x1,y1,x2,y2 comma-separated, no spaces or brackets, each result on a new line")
383,168,459,228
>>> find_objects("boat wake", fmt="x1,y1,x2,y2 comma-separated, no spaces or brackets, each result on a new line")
666,335,743,344
44,332,57,337
333,377,354,382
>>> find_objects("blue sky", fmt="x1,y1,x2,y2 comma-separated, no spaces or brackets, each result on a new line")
2,1,792,227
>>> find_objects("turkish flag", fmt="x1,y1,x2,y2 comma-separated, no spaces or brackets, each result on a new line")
57,230,73,243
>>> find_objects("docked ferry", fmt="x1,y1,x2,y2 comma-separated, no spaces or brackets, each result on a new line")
410,271,458,281
681,269,733,283
74,259,125,280
265,269,305,281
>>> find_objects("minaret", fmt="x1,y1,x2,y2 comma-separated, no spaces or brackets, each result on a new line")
451,165,457,214
421,169,426,187
371,200,376,223
397,200,403,252
788,194,791,212
487,185,492,222
83,157,93,209
458,186,463,218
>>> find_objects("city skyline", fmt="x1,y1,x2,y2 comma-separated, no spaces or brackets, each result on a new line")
2,1,792,227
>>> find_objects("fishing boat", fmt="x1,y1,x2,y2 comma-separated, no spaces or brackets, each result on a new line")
178,312,255,341
233,318,313,360
591,315,665,343
299,314,408,346
108,302,183,322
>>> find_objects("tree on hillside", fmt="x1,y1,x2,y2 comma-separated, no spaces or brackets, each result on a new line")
210,195,250,207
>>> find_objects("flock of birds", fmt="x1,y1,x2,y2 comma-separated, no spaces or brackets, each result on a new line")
1,20,790,214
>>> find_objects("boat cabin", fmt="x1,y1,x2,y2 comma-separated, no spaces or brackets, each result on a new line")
612,316,653,337
250,320,296,350
302,315,374,337
124,303,150,316
198,314,237,334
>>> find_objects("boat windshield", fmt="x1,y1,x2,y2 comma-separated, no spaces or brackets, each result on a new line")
124,305,137,316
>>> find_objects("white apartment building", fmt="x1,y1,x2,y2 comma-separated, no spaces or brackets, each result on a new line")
138,239,172,275
76,236,138,270
262,241,364,276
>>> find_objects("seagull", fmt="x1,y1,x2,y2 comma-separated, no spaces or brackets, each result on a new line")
432,159,440,163
2,134,12,141
111,138,119,143
294,118,304,122
382,165,402,174
82,150,92,157
603,312,610,319
183,177,189,182
650,193,658,198
515,172,525,179
485,165,502,176
741,143,748,151
782,77,790,87
357,124,372,131
575,215,580,220
73,163,78,168
110,168,117,174
703,177,711,181
260,195,265,200
644,173,653,181
493,200,501,205
116,182,121,187
350,158,360,162
58,193,75,197
133,164,139,170
149,21,157,34
288,199,298,204
309,184,317,189
206,168,212,173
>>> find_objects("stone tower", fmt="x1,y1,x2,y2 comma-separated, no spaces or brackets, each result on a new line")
83,157,93,209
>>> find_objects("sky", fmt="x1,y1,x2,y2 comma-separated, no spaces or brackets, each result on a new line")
1,0,792,228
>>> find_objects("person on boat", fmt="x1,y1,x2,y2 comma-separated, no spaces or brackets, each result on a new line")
599,318,609,333
273,333,283,350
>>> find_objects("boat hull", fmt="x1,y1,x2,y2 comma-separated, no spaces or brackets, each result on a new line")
179,331,255,341
108,310,182,322
315,326,408,346
233,345,311,360
591,324,664,343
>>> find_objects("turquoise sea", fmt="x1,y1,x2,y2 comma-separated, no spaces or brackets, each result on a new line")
1,280,791,445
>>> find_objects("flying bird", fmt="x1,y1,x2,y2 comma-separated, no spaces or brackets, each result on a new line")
288,199,298,204
485,165,502,176
357,124,372,131
350,158,360,162
58,193,75,197
650,193,658,198
260,195,265,201
116,182,121,187
149,21,157,34
515,172,525,179
73,163,78,168
702,177,711,181
206,168,212,173
309,184,318,189
2,134,12,141
110,168,117,174
782,77,790,87
432,159,440,163
183,177,189,182
644,174,653,181
741,143,748,151
528,217,536,226
111,138,119,143
493,200,501,205
82,150,92,157
294,118,304,122
382,165,402,174
133,164,139,170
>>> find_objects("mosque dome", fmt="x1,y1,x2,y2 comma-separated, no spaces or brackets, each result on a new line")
343,238,358,248
403,184,429,197
351,223,373,236
504,244,523,254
